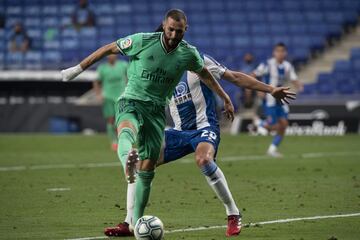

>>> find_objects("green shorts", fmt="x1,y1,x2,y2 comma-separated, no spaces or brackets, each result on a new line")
102,98,116,118
115,98,166,162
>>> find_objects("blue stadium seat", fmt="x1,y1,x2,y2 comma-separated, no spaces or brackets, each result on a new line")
267,12,285,22
233,37,251,48
42,51,61,69
334,60,352,72
62,38,79,50
60,5,74,15
302,0,321,10
288,24,307,34
324,12,345,24
272,35,291,46
352,59,360,70
317,82,336,95
24,17,41,28
42,6,58,16
24,51,42,70
96,5,113,15
321,0,341,10
6,6,22,16
270,24,288,34
207,1,224,11
285,12,304,23
304,12,324,22
0,52,5,69
301,84,317,95
209,13,227,22
43,17,59,27
252,36,272,48
98,16,115,26
336,80,356,94
250,24,269,34
6,52,24,69
211,24,229,35
61,28,78,38
351,48,360,58
228,12,248,23
317,73,332,83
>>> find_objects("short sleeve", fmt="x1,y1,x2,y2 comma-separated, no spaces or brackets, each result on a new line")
116,33,143,57
253,63,268,77
289,65,298,81
187,47,204,73
204,55,226,80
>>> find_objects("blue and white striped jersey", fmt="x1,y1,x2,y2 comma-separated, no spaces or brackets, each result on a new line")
168,55,226,131
254,58,298,107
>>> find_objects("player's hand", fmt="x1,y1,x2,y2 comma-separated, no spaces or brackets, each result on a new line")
271,87,296,105
223,98,235,122
61,64,83,82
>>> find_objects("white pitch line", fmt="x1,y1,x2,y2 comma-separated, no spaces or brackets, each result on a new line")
64,212,360,240
46,187,71,192
1,151,359,172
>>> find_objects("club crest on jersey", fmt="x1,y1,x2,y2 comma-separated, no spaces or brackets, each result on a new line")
120,38,132,49
173,82,192,105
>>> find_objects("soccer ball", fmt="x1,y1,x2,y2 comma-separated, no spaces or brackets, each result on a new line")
134,215,164,240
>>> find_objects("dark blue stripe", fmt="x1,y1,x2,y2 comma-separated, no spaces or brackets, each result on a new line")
199,81,219,129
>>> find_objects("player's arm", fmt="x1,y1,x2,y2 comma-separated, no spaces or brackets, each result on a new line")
223,70,296,104
61,42,119,82
197,67,235,121
289,65,303,92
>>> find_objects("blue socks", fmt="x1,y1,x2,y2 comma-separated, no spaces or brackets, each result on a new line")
272,134,283,147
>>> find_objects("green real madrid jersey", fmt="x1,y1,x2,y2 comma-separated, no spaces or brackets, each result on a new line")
116,32,204,105
97,60,128,101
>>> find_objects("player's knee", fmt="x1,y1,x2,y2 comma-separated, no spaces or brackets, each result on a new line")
279,120,288,129
195,153,211,167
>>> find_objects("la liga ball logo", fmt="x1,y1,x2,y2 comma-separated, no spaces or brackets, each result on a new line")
120,38,132,49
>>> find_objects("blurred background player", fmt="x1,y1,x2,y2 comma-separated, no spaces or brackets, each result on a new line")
8,22,31,53
93,54,128,151
104,53,295,237
71,0,96,30
252,43,303,157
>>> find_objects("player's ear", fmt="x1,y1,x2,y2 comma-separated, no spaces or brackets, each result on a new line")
162,20,166,31
185,24,188,32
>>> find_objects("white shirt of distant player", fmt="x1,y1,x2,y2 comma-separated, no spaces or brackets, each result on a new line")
169,55,226,131
254,57,298,107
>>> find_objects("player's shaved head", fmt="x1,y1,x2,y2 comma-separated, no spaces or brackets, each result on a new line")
164,9,187,23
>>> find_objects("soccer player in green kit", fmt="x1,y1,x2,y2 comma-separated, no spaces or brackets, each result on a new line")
93,55,128,151
61,9,235,231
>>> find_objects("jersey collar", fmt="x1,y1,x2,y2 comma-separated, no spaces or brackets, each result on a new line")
160,32,180,54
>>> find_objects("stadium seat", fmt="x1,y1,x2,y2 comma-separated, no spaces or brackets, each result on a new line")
0,0,358,72
334,60,352,72
301,84,317,95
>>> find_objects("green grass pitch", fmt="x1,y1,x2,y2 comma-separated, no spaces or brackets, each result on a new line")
0,134,359,240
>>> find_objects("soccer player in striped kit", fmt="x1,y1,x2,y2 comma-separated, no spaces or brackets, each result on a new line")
252,43,303,157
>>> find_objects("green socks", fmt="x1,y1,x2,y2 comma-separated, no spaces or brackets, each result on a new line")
133,170,155,225
117,127,136,169
106,123,117,144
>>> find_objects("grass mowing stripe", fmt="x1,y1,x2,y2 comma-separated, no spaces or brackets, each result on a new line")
1,151,360,172
64,212,360,240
